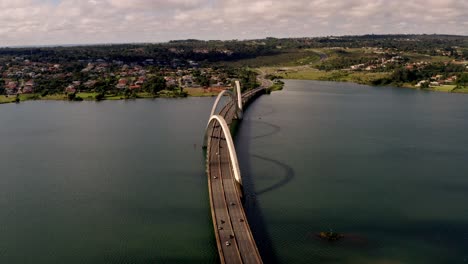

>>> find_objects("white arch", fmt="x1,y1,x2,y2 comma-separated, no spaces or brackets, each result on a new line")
209,89,242,119
205,115,243,185
235,80,243,111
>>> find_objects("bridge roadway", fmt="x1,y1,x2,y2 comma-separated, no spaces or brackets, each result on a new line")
206,88,265,264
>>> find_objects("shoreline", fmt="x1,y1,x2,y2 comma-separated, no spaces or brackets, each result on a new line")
0,90,220,105
2,76,464,105
259,67,468,94
1,75,277,105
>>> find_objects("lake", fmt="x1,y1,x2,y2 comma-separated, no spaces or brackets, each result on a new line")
1,80,468,263
238,80,468,264
0,98,218,263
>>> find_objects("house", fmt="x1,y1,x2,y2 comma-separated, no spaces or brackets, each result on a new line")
129,85,141,90
210,82,226,88
444,76,457,84
188,60,199,67
181,75,194,87
415,80,428,87
135,76,146,85
65,85,77,94
5,81,18,95
433,74,443,80
164,77,177,87
350,64,365,70
22,80,35,94
81,63,94,72
193,48,209,54
116,79,128,89
84,80,97,89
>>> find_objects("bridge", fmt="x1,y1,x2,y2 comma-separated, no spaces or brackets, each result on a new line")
204,81,266,264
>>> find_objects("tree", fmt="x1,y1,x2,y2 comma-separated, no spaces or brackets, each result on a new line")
463,50,468,60
0,78,5,95
95,92,105,101
238,68,258,91
68,93,76,101
456,73,468,88
420,81,430,89
124,88,132,98
196,75,210,87
143,76,166,95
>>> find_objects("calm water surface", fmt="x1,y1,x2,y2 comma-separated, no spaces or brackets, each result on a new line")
1,81,468,264
238,80,468,264
0,98,218,263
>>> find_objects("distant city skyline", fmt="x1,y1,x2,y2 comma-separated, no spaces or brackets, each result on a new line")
1,0,467,47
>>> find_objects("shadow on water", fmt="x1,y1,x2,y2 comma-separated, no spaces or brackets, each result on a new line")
251,154,295,196
245,116,294,196
250,121,282,140
254,106,276,117
236,105,294,264
238,135,280,263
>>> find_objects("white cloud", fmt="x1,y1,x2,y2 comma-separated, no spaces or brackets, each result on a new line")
0,0,466,46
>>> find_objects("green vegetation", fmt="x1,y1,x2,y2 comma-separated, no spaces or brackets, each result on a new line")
157,89,188,98
0,95,15,104
456,72,468,88
184,88,219,97
263,67,391,85
256,42,466,93
1,34,467,104
142,75,166,95
76,92,99,100
433,85,456,92
217,49,322,68
266,81,284,93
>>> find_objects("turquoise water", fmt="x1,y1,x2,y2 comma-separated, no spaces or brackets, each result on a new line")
2,81,468,263
237,80,468,263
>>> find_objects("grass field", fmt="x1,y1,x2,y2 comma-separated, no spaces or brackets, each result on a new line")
76,92,98,100
402,52,453,63
218,50,322,68
0,95,15,104
432,85,457,92
76,92,156,100
1,94,42,104
267,83,284,93
0,90,218,105
42,94,67,100
184,88,218,97
260,66,390,85
259,66,468,95
453,87,468,93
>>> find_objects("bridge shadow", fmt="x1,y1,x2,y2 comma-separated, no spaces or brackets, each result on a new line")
236,112,289,264
244,118,293,196
251,154,294,196
250,121,281,140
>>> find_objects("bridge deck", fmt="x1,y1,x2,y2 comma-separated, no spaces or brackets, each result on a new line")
206,88,264,264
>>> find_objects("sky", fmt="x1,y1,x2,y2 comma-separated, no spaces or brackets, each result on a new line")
0,0,467,46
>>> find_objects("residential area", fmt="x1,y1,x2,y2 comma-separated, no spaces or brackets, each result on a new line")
0,56,240,102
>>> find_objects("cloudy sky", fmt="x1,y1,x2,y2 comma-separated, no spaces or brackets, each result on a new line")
0,0,467,46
